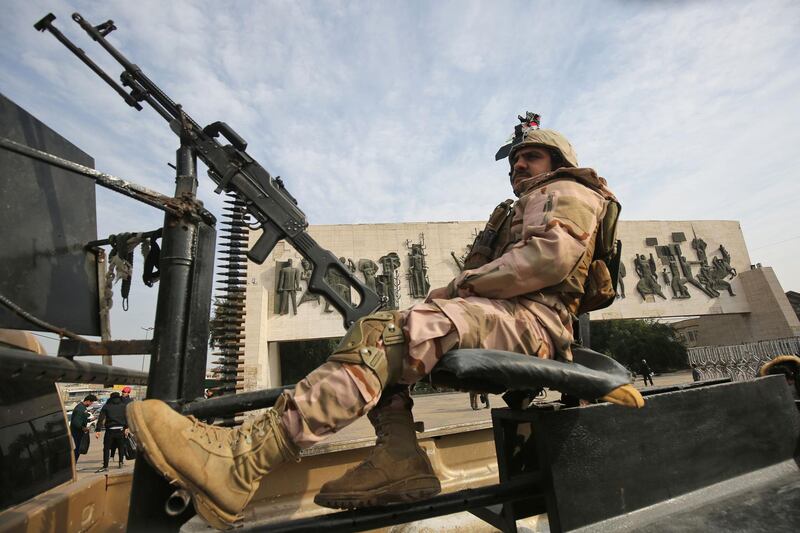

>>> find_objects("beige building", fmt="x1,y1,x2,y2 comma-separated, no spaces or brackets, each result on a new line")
241,219,796,390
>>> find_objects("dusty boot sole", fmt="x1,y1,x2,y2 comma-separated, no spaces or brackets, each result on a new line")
127,402,239,530
314,475,441,509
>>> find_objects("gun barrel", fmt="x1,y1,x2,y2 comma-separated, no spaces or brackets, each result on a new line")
34,13,142,110
71,13,197,129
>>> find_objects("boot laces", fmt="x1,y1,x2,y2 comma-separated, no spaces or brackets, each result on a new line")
235,412,273,446
187,409,278,449
188,416,237,448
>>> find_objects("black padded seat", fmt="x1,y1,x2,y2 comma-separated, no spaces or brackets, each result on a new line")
430,346,631,400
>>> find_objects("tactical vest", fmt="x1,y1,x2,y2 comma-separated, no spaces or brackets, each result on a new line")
463,172,621,316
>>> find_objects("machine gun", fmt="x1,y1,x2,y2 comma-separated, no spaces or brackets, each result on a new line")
34,12,381,328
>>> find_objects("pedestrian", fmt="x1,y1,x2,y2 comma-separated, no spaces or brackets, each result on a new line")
691,364,701,382
95,392,129,472
469,392,490,410
129,114,645,529
121,385,134,404
109,386,134,462
640,359,654,386
70,394,97,462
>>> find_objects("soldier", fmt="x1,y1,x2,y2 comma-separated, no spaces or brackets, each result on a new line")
127,116,644,529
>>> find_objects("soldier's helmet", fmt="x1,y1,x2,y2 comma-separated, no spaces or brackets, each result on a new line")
495,112,578,168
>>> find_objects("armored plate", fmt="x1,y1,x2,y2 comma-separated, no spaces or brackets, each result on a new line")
0,93,100,335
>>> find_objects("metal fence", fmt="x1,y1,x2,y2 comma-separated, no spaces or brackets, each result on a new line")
688,337,800,382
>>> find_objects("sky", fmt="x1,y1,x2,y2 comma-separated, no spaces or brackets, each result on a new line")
2,0,799,368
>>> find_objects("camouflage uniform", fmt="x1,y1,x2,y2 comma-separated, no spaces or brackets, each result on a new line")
282,166,617,448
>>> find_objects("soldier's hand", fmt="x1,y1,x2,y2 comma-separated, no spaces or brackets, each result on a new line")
95,432,101,439
425,286,450,302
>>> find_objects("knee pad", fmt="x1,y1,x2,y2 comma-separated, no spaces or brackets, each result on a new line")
327,311,406,388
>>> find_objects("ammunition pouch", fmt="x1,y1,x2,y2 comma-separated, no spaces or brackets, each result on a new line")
327,311,406,388
463,199,514,271
576,259,616,315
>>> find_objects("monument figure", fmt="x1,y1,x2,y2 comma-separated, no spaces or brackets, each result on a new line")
276,259,301,315
450,232,477,272
692,230,708,265
358,258,379,292
634,253,666,300
655,244,691,300
719,244,735,272
679,254,716,297
697,263,720,297
377,252,401,310
450,251,465,271
298,258,320,306
668,258,690,299
661,249,691,299
406,235,430,299
323,257,353,313
709,248,737,296
617,260,626,299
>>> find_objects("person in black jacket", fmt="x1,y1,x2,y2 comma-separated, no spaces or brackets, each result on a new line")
640,359,654,387
70,394,98,461
94,392,129,472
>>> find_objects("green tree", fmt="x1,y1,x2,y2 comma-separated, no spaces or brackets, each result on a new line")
590,319,688,373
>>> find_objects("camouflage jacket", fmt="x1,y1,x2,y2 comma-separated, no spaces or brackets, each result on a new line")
448,167,617,358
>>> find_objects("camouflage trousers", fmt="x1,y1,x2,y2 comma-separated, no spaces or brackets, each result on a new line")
282,296,556,448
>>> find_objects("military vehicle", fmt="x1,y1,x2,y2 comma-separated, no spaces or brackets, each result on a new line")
1,11,797,533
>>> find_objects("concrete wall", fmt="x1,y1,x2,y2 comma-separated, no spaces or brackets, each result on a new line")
734,267,800,340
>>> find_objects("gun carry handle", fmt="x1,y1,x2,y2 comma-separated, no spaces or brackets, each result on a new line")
203,121,247,151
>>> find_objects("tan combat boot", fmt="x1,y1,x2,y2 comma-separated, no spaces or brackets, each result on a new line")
127,395,299,529
314,405,441,509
